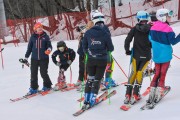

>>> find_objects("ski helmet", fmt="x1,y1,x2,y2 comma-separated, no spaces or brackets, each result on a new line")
136,11,150,22
156,9,173,22
57,41,66,48
91,10,105,25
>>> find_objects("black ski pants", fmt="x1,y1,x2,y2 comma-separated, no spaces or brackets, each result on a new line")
85,58,107,94
78,55,86,82
30,59,52,89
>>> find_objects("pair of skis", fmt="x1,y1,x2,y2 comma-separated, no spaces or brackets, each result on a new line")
73,90,117,116
120,86,171,111
120,87,150,111
10,84,78,102
140,86,171,110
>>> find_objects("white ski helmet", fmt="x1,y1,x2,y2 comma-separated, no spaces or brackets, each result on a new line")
136,11,150,22
91,10,105,25
156,8,173,22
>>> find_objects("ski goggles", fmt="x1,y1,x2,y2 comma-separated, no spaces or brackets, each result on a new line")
136,14,150,19
159,10,173,17
92,16,104,20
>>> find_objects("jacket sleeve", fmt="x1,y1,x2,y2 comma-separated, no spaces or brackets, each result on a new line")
69,49,76,62
167,32,180,45
105,33,114,52
51,51,58,65
46,35,53,50
124,27,135,52
25,37,33,58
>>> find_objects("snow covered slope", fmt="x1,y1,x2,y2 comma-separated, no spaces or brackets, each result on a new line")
0,25,180,120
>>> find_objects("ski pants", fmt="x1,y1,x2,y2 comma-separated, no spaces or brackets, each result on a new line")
30,59,52,89
150,61,170,88
128,58,149,85
78,55,86,82
85,58,107,94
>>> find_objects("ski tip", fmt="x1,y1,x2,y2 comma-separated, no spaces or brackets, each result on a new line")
120,105,130,111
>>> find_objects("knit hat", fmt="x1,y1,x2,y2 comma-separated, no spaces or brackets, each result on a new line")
33,22,43,31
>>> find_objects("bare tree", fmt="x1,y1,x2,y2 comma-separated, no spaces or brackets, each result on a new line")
92,0,98,10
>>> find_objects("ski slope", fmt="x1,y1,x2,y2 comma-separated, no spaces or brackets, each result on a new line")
0,25,180,120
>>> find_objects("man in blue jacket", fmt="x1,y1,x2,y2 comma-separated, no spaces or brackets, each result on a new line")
25,22,53,95
82,11,114,109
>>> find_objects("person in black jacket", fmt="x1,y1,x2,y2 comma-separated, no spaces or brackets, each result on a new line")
52,41,76,90
75,21,94,91
25,22,53,95
82,11,114,108
124,11,152,104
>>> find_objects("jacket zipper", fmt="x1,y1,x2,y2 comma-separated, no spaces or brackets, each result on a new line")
38,36,40,60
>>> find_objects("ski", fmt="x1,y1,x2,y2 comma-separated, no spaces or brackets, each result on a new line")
41,84,78,96
120,87,150,111
10,92,41,102
60,84,78,92
140,86,171,110
73,90,116,116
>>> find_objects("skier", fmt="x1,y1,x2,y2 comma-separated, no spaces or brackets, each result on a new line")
82,10,114,108
52,41,76,90
124,11,152,104
75,21,94,92
146,8,180,104
25,22,53,95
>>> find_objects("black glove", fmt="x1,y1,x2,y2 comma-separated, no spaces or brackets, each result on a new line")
126,51,132,55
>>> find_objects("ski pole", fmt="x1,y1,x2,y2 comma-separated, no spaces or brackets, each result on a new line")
69,66,73,87
0,43,4,69
112,56,128,79
80,54,88,107
173,54,180,60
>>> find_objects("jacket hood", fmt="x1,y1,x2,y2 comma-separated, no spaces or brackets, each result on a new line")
135,23,151,33
88,24,110,37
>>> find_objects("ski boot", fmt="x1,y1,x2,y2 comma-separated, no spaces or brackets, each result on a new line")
130,84,141,105
27,88,38,95
89,93,97,107
124,84,133,104
74,80,82,87
53,81,67,91
154,87,164,103
146,87,156,105
77,83,85,92
42,86,52,92
104,78,117,89
82,93,91,110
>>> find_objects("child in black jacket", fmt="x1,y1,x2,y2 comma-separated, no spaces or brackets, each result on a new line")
52,41,76,90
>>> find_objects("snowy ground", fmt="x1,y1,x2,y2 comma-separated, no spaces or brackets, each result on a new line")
0,25,180,120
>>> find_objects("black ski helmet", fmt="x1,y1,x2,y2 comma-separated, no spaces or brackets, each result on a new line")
57,41,66,48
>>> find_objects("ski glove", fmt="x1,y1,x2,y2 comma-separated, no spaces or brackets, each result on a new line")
67,60,72,65
45,48,51,55
56,62,61,66
126,50,132,55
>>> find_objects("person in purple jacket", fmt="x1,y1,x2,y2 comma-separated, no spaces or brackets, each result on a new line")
147,9,180,105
